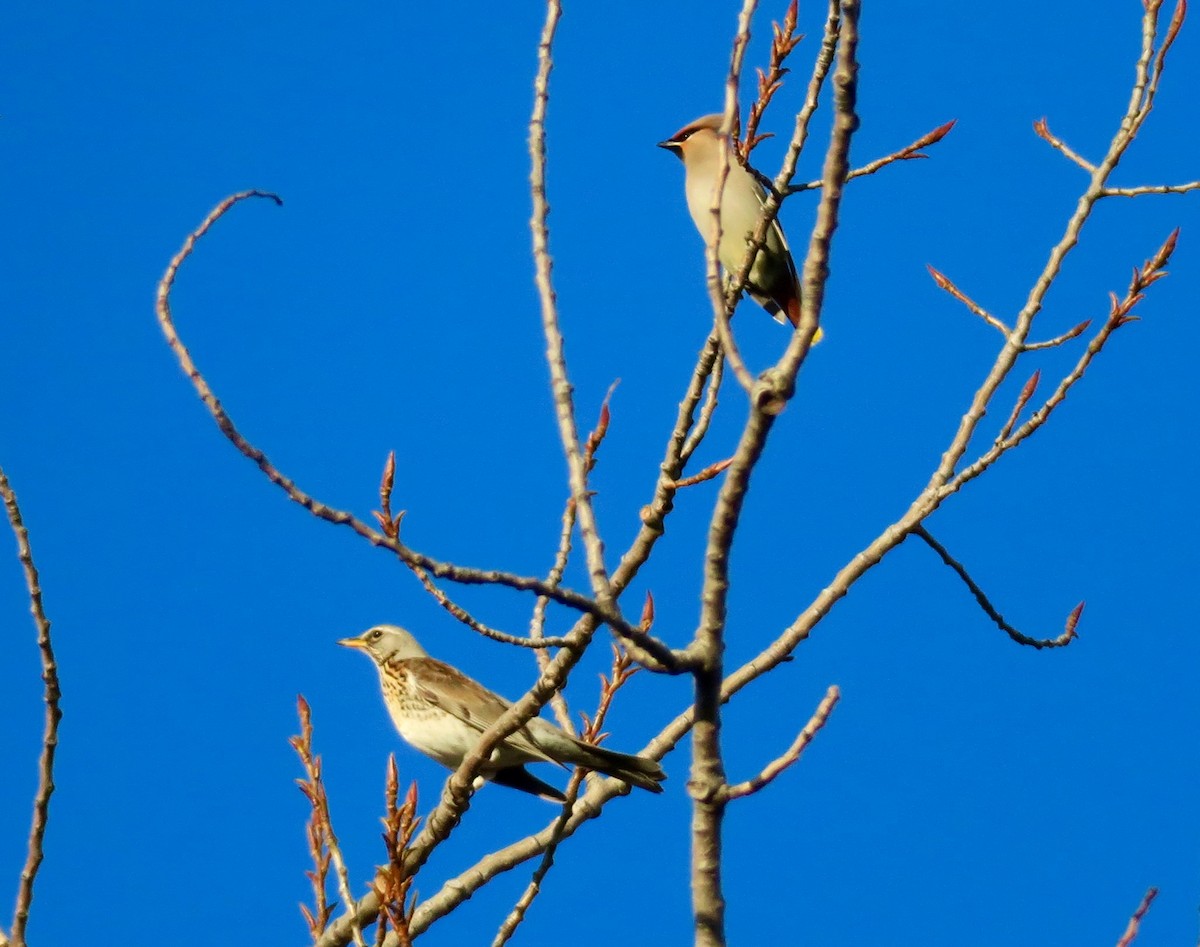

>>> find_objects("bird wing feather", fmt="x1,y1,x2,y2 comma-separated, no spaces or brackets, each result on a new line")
406,658,560,765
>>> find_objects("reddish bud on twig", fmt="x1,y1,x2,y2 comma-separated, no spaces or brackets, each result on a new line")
898,119,956,160
672,457,734,488
640,590,656,630
1020,370,1041,403
1064,601,1085,641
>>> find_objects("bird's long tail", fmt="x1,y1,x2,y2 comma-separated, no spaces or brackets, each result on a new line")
569,741,666,794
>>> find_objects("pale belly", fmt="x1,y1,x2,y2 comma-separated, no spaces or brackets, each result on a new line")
389,705,544,771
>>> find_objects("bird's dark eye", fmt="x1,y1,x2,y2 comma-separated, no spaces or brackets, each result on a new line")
369,629,383,640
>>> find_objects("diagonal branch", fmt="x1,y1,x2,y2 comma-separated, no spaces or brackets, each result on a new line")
1034,117,1096,172
1114,886,1158,947
927,264,1012,336
947,229,1179,494
724,686,840,800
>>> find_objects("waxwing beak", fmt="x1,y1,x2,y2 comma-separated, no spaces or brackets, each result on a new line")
658,138,681,152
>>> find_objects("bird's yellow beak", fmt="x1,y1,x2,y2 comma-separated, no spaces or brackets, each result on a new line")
337,636,366,650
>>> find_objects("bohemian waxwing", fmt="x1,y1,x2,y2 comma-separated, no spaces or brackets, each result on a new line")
659,114,819,339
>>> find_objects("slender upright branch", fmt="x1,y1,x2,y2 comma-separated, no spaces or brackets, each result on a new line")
529,0,616,613
1,466,62,947
690,3,860,944
291,697,367,947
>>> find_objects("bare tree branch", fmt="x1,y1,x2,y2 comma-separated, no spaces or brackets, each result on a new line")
680,336,726,464
1022,320,1091,352
493,645,639,946
947,229,1179,494
490,770,584,947
724,686,840,800
343,7,1195,939
789,118,956,193
291,697,367,947
927,264,1012,336
1101,180,1200,197
911,526,1081,649
1114,886,1158,947
154,204,679,663
530,386,619,730
690,1,861,943
0,465,62,947
995,370,1039,444
739,0,803,158
671,458,733,489
923,3,1186,497
1034,116,1096,172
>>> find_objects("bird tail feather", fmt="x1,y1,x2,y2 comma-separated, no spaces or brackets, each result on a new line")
571,742,666,794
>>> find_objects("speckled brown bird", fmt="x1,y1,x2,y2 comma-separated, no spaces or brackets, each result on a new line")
338,624,666,802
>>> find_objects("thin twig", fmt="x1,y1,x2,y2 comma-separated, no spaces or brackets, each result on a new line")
1033,117,1097,172
911,526,1081,649
375,459,571,649
1,466,62,947
680,340,726,464
531,387,619,732
995,370,1040,444
373,761,420,947
491,769,585,947
291,697,367,947
1101,180,1200,197
740,0,804,158
1022,320,1091,351
672,458,734,488
949,229,1179,493
927,264,1012,336
1115,887,1158,947
789,119,956,192
724,686,840,800
530,491,580,731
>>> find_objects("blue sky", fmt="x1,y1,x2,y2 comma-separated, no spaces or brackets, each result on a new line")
2,1,1198,944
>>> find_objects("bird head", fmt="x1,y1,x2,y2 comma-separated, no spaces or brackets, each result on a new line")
338,624,428,663
658,113,728,164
